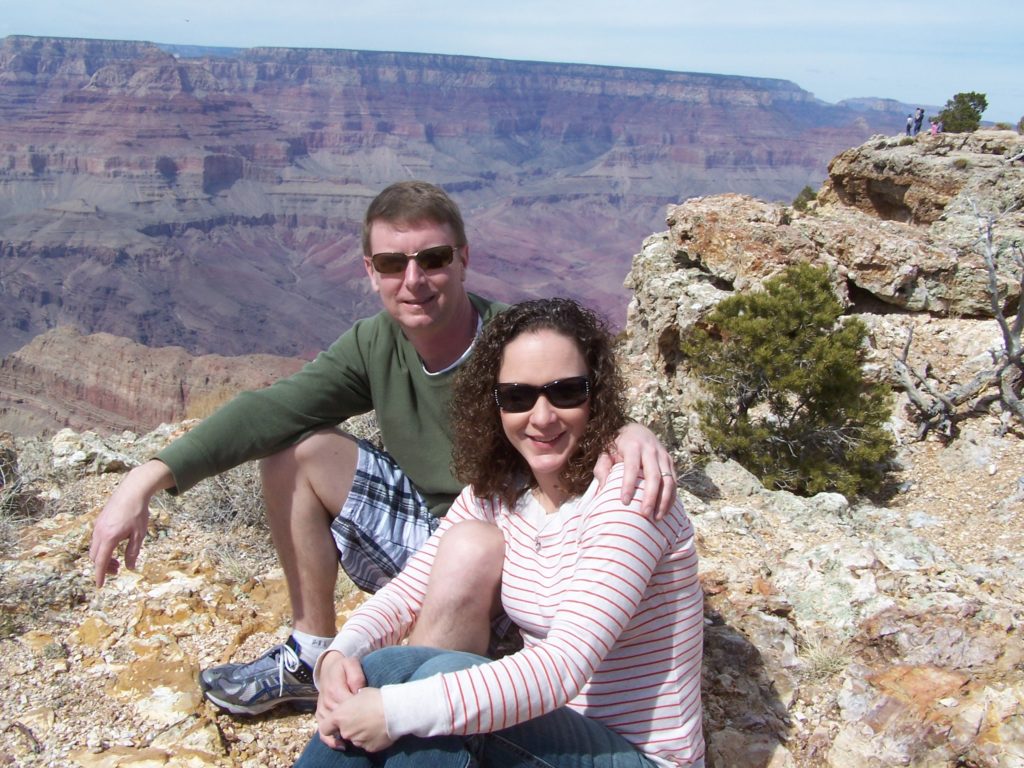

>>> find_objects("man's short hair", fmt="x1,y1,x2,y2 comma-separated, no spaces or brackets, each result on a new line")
362,181,468,256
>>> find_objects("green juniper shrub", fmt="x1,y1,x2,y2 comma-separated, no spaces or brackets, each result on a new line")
682,263,893,497
937,92,988,133
792,185,817,212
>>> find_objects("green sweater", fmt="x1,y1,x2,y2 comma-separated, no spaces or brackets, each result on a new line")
157,293,507,517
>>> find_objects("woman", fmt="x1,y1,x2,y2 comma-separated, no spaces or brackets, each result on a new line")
297,298,705,768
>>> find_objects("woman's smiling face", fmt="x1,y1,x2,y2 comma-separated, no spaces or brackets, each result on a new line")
496,329,590,506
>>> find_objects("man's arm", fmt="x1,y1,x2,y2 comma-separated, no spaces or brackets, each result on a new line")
594,422,677,520
157,332,374,495
90,323,380,588
89,459,175,586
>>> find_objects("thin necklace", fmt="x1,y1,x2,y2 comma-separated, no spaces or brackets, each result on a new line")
530,490,565,551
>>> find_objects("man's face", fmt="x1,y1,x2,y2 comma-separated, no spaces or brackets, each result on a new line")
365,218,470,336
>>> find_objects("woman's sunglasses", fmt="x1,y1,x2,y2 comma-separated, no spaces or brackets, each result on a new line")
370,245,457,274
493,376,590,413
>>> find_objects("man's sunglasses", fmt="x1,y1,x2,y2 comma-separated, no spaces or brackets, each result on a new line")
493,376,590,413
370,245,457,274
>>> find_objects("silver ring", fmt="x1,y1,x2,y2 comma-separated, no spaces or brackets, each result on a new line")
660,472,674,477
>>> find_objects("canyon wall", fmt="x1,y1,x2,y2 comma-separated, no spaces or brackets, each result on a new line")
3,130,1019,440
0,35,910,359
0,326,302,435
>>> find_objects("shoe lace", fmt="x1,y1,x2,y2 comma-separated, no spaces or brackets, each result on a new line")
275,642,302,698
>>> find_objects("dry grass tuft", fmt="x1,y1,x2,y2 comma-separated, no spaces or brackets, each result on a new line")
181,462,268,532
184,386,245,421
202,544,273,585
0,442,46,556
798,633,851,683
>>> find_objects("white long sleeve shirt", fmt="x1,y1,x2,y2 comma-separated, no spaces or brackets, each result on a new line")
323,463,705,767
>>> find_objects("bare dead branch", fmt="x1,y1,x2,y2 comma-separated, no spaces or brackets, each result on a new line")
1009,241,1024,353
895,199,1022,437
1000,367,1024,422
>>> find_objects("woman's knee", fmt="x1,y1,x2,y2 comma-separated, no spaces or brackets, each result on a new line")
409,650,490,681
360,647,490,687
434,520,505,582
362,646,454,686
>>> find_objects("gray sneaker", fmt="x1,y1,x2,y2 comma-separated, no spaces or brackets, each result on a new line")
201,638,318,715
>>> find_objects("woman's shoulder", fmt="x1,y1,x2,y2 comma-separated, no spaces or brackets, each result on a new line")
451,484,509,522
586,462,689,530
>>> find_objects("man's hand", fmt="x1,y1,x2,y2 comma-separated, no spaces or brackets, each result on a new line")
316,653,393,752
89,460,174,586
595,423,676,520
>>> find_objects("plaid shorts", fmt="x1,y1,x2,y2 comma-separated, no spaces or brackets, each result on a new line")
329,439,439,594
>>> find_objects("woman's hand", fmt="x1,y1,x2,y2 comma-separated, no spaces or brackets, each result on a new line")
316,651,374,750
318,687,393,753
595,423,676,520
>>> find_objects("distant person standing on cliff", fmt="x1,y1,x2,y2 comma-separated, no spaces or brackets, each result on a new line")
89,180,679,717
914,107,925,135
906,114,914,136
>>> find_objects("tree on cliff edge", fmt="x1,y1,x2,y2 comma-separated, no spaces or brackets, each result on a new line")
938,92,988,132
683,264,893,497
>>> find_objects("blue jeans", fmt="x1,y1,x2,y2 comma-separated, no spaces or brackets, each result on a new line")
293,647,657,768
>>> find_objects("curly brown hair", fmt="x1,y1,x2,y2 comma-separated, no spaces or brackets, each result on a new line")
450,298,627,506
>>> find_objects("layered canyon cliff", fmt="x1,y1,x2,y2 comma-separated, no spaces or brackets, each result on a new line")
0,327,303,435
0,35,910,362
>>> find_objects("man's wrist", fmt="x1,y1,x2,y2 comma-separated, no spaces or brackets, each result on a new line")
130,460,175,496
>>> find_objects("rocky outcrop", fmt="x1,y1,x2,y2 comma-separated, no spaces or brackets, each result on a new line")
621,130,1024,454
611,129,1024,767
819,130,1024,228
666,131,1022,314
0,326,303,435
0,34,913,358
659,191,1000,316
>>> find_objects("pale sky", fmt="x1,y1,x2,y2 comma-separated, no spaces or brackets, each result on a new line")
3,0,1021,122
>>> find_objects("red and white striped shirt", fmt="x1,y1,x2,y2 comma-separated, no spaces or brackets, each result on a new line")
328,463,705,767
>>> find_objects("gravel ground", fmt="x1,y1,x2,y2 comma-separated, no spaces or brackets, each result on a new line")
1,421,1021,767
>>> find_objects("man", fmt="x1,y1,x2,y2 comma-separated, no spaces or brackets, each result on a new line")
90,181,677,716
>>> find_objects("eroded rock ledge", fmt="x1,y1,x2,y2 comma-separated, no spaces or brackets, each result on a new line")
623,129,1024,453
0,327,303,435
